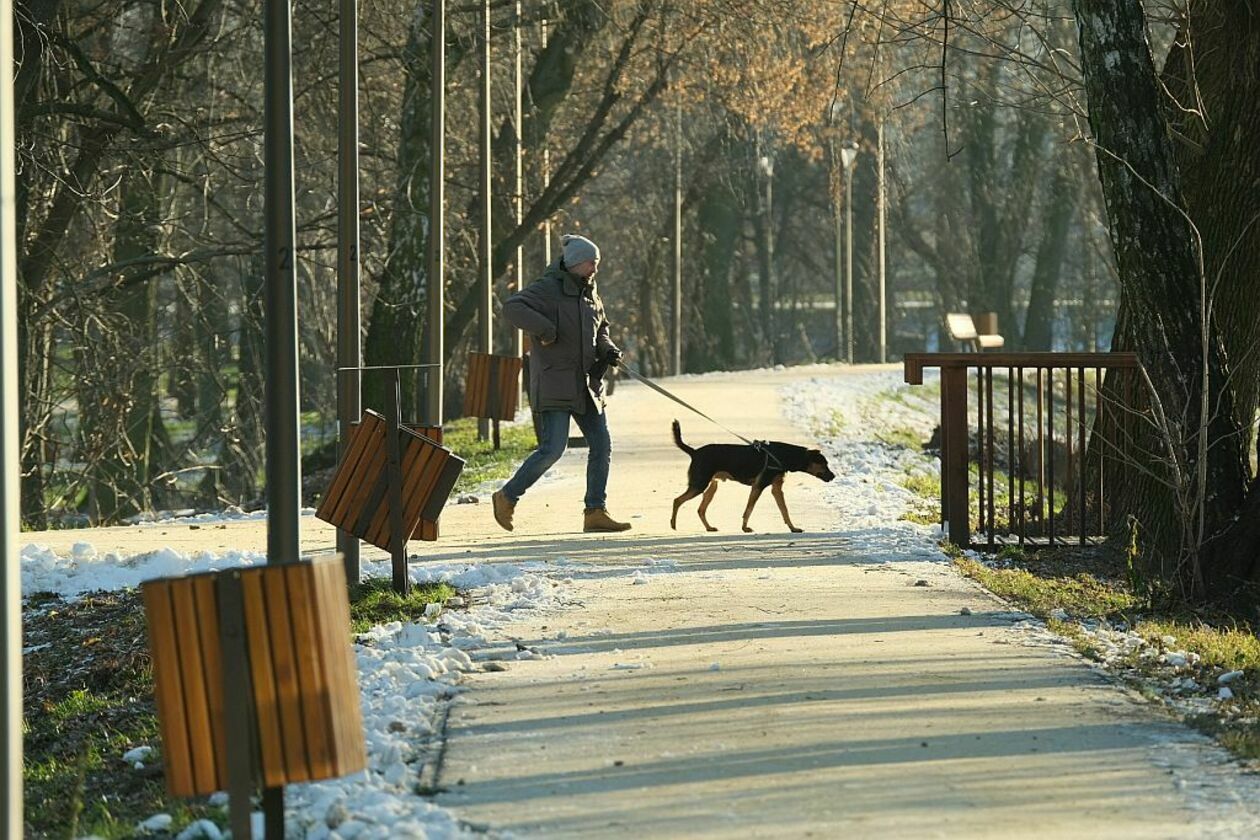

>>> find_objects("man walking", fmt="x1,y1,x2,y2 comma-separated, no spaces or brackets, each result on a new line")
492,234,632,534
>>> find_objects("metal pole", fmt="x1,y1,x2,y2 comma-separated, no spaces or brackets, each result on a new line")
426,0,446,427
878,120,887,364
844,161,854,365
337,0,362,584
540,15,551,265
263,0,299,828
477,0,492,440
512,0,524,395
263,0,301,564
832,150,843,361
0,0,25,829
672,96,682,376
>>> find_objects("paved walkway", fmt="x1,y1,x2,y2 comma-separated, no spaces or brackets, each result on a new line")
430,367,1252,838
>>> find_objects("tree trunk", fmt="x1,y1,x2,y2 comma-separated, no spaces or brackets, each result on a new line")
1073,0,1249,598
694,176,739,371
362,10,438,414
1023,166,1074,350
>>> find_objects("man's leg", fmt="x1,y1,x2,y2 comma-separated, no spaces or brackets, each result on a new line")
574,404,630,532
573,404,611,511
501,410,570,503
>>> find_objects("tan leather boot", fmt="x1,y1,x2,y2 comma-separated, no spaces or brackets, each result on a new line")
492,490,515,532
584,508,632,533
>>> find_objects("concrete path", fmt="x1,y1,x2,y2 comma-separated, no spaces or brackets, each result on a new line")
430,366,1251,838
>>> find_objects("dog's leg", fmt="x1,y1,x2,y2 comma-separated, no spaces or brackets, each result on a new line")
771,476,803,533
671,487,702,530
741,485,766,533
697,480,720,532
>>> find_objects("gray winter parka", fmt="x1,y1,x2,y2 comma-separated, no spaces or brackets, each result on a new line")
503,261,619,414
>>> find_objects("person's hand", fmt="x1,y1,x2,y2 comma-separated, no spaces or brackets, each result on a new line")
605,348,623,367
540,337,555,347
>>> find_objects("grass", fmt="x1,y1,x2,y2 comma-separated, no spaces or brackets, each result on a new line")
24,578,464,837
953,554,1141,619
348,577,458,634
441,415,538,495
23,589,221,839
951,548,1260,761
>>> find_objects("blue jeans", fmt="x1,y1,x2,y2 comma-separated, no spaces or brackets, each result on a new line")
502,404,611,510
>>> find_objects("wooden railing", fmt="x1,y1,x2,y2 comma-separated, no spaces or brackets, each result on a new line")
904,352,1142,549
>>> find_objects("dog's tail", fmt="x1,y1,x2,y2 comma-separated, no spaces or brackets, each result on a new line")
671,419,695,456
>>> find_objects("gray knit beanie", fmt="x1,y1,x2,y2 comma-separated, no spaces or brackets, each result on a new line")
561,234,600,267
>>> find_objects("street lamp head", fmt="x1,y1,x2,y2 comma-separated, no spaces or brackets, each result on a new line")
758,155,774,177
840,142,859,171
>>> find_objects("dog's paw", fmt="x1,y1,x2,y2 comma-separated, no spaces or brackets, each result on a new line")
790,527,804,534
706,526,717,533
742,525,753,533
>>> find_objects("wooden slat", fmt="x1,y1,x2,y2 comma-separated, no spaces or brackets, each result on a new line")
403,438,448,528
411,426,443,541
382,427,435,541
311,559,349,773
169,579,217,794
317,415,376,523
316,558,364,776
261,567,311,782
321,558,367,775
191,574,229,788
141,581,196,797
373,425,443,548
903,351,1140,384
501,356,523,420
328,413,385,529
365,429,430,549
241,570,286,786
335,420,389,536
420,454,465,523
285,564,336,779
399,445,443,541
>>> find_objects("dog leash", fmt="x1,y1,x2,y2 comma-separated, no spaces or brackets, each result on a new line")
618,362,783,471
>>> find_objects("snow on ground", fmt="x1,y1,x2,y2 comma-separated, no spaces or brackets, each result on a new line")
24,539,561,836
21,542,270,599
781,370,943,564
279,559,563,839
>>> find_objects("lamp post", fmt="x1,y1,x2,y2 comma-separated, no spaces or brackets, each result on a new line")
1,0,24,828
877,121,887,364
672,95,682,376
426,0,446,427
337,0,362,584
476,0,492,441
840,142,859,364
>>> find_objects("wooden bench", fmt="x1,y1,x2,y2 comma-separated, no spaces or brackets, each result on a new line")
946,312,1004,351
141,555,366,837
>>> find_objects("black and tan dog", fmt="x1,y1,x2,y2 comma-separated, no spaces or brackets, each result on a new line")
670,420,835,533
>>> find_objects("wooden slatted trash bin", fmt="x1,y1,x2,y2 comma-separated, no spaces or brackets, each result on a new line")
315,410,464,552
465,352,524,449
141,555,366,835
317,409,465,593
